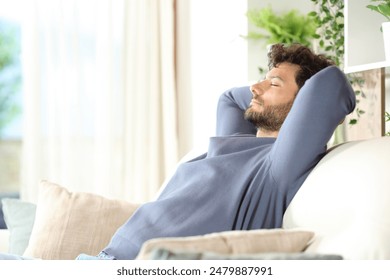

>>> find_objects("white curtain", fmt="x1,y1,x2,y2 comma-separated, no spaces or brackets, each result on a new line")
20,0,179,203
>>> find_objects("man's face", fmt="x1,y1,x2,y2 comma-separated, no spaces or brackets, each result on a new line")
245,62,300,132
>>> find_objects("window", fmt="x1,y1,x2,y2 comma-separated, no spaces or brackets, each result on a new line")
0,2,23,193
0,19,21,139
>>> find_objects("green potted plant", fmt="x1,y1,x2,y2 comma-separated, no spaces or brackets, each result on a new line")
246,6,317,47
245,6,317,74
366,0,390,21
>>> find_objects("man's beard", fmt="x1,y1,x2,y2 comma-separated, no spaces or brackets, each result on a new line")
244,100,294,132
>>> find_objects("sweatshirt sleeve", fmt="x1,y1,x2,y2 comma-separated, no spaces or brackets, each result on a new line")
215,86,257,136
269,66,356,188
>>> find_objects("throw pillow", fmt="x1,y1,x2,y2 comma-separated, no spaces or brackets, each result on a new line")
23,180,140,260
136,228,314,260
2,198,36,255
0,192,20,229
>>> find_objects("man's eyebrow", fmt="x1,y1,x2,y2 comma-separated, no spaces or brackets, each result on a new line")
265,75,284,82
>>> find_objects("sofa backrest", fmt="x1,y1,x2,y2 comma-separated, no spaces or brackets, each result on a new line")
283,136,390,260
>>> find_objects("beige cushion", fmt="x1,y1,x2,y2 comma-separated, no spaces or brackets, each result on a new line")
136,229,314,260
23,180,139,260
283,137,390,259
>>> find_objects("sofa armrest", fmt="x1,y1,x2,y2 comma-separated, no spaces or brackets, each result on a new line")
0,229,10,253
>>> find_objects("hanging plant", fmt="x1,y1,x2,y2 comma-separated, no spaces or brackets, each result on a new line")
309,0,368,127
308,0,344,67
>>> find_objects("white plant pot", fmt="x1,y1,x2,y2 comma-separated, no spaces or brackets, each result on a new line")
383,22,390,63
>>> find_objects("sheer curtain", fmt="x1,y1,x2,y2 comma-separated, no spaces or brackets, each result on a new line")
20,0,179,203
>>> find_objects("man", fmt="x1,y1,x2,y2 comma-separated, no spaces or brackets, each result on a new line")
0,43,356,260
84,43,355,260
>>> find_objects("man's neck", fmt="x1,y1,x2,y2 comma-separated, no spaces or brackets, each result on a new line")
256,129,279,138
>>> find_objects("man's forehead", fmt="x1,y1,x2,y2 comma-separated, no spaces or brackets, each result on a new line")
267,63,299,80
265,73,284,82
266,67,286,80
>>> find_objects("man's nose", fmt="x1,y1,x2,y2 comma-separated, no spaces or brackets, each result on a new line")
250,81,266,96
250,84,258,97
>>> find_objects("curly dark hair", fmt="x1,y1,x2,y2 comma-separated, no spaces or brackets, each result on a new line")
267,43,335,89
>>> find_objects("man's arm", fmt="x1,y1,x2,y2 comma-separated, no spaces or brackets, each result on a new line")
270,66,356,188
216,86,257,136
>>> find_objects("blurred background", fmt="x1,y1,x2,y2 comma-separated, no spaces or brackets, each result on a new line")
0,0,388,205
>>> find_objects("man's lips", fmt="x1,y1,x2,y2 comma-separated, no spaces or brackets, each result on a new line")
250,99,263,106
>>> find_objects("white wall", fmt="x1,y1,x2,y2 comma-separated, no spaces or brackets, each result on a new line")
187,0,249,150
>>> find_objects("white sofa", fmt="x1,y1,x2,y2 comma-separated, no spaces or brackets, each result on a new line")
1,136,389,260
283,136,390,259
